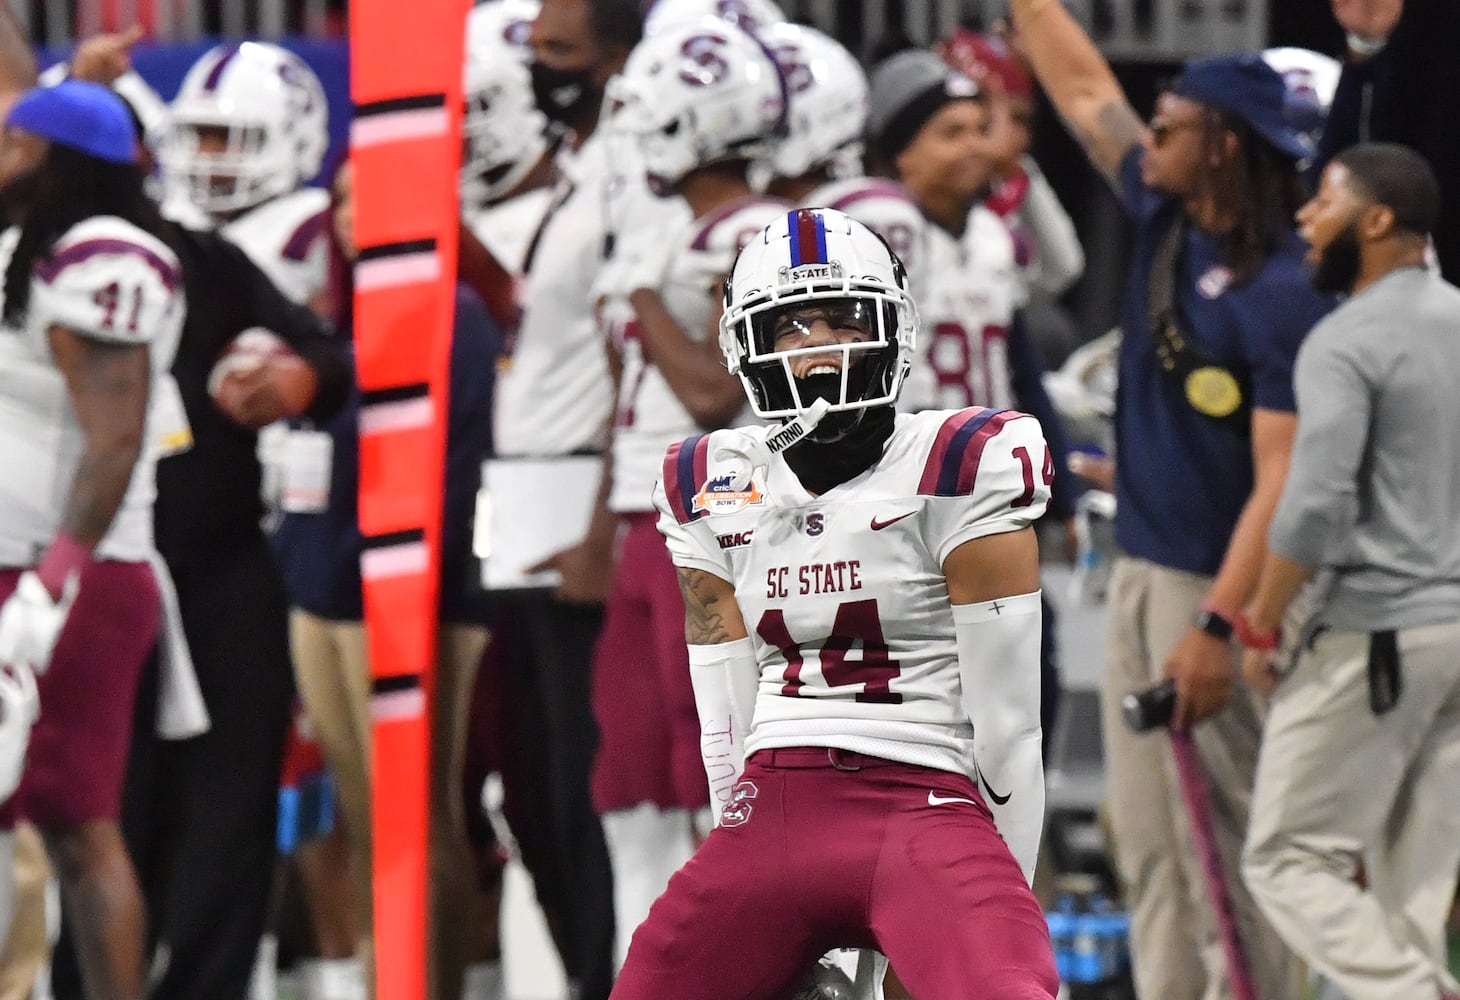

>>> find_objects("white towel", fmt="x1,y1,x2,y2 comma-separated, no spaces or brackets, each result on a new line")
146,551,210,739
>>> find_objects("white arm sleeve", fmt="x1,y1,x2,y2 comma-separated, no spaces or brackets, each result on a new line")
687,637,758,823
955,590,1044,885
1015,157,1085,297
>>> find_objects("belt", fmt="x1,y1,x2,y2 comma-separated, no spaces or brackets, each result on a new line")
759,747,898,771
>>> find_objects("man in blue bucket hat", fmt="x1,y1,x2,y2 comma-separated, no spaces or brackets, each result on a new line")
0,76,184,1000
1008,2,1337,999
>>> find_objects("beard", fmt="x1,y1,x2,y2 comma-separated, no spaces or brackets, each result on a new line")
1310,219,1362,295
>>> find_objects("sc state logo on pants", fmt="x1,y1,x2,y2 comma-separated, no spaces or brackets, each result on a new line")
720,779,759,828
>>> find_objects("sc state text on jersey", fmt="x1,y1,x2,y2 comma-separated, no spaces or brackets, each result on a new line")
766,560,864,599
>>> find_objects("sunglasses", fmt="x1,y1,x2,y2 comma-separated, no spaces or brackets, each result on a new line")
1149,119,1204,148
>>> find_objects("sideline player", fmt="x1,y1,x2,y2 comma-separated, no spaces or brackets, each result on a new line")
0,81,185,1000
612,209,1058,998
591,15,788,963
759,22,930,301
162,41,331,307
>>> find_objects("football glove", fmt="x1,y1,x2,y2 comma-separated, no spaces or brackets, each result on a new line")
0,570,79,675
0,661,39,803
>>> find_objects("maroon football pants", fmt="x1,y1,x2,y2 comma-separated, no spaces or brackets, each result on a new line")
590,512,706,813
611,747,1058,999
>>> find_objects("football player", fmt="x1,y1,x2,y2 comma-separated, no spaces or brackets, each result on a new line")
865,50,1027,416
591,15,788,964
489,2,642,996
162,41,331,307
760,22,930,302
0,81,185,1000
613,208,1058,998
462,0,554,274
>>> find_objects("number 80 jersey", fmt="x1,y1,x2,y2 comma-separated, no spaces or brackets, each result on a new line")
654,407,1052,779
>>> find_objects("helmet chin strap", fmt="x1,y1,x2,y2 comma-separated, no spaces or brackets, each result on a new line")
711,398,831,492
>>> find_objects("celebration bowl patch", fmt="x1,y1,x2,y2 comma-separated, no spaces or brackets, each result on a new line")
693,473,765,515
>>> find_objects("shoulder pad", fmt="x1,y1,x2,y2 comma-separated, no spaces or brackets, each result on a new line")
916,407,1030,498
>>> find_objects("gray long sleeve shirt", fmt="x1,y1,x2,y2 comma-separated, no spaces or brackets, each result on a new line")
1269,266,1460,631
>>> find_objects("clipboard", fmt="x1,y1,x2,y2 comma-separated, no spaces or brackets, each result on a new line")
474,454,604,591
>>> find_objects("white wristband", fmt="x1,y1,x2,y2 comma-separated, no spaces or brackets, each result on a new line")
687,638,759,823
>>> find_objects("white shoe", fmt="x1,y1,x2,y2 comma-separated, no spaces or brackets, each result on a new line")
303,957,365,1000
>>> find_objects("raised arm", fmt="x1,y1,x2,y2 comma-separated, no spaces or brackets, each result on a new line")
1008,0,1147,189
0,4,37,120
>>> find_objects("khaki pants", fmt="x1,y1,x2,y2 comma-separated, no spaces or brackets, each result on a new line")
1243,620,1460,1000
1101,557,1293,1000
0,824,49,1000
290,611,490,1000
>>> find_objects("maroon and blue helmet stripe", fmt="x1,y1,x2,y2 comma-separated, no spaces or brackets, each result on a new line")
202,45,243,92
787,209,828,267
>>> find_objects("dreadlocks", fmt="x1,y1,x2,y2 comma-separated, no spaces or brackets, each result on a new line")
1196,109,1309,287
3,142,168,326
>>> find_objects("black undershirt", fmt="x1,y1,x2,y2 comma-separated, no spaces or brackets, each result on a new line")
782,405,896,496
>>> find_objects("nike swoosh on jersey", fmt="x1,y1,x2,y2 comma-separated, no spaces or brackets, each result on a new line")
927,791,979,807
870,511,916,531
977,767,1012,806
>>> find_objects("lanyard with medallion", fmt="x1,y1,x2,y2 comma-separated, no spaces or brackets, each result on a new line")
1147,214,1249,429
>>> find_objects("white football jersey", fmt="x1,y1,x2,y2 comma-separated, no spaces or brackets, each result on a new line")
901,206,1024,413
802,177,929,302
0,217,185,564
219,187,331,306
494,132,614,457
655,407,1051,777
608,195,786,513
467,185,552,277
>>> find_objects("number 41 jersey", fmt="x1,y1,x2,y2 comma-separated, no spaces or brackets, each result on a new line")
654,407,1052,779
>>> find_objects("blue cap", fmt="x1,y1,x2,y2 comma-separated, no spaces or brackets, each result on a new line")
1169,53,1310,161
5,80,138,164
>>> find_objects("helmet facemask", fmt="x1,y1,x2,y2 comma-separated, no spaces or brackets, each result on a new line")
164,117,293,216
721,242,917,429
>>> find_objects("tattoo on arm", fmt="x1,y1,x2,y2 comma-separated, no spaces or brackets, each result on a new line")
49,327,150,547
677,566,747,644
1074,100,1147,189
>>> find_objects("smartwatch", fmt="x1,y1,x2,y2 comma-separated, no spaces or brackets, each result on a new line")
1193,607,1235,642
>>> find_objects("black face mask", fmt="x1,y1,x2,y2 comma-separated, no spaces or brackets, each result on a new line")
530,61,600,126
783,404,896,496
1311,218,1363,295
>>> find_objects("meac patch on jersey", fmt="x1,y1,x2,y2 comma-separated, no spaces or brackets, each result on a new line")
654,407,1052,775
28,216,183,347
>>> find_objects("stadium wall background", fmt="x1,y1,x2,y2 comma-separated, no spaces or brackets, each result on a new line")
27,0,1341,354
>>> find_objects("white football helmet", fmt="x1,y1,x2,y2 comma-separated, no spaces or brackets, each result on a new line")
164,42,329,217
606,17,786,196
721,207,917,420
1262,47,1341,158
462,0,549,212
642,0,785,35
759,22,868,182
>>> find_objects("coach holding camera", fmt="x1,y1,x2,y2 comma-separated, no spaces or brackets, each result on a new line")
1239,143,1460,1000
